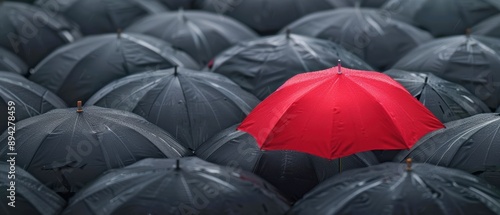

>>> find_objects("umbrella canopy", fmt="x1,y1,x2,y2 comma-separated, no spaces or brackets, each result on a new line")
381,0,500,37
288,162,500,215
0,106,191,198
395,113,500,188
283,8,433,71
209,33,373,100
158,0,193,9
238,66,444,160
62,157,290,215
29,33,200,106
0,71,66,133
86,68,260,151
331,0,390,8
1,162,66,215
196,124,379,202
35,0,168,35
385,69,491,123
125,11,258,66
392,35,500,110
0,47,28,75
472,14,500,38
0,2,81,68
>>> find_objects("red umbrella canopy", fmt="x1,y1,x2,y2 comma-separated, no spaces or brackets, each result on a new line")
238,65,444,160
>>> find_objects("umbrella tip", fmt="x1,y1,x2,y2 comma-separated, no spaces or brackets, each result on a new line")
406,158,412,171
466,28,471,37
175,159,180,170
337,59,342,74
117,29,122,39
174,66,178,75
286,29,291,39
76,101,83,113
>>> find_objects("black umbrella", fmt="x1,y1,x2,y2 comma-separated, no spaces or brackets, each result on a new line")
62,157,290,215
0,2,81,68
1,162,66,215
0,105,191,198
158,0,193,9
125,10,258,66
331,0,390,8
195,125,379,202
385,69,490,123
0,47,28,75
86,68,260,151
472,14,500,38
35,0,168,35
395,113,500,188
392,35,500,110
283,8,433,71
0,71,66,133
288,162,500,215
381,0,500,37
29,33,200,106
209,33,373,100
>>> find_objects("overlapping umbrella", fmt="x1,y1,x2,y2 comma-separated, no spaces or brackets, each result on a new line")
209,33,373,100
158,0,192,9
0,47,28,75
472,14,500,38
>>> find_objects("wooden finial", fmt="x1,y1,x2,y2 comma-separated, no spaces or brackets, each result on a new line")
76,101,83,113
406,158,412,171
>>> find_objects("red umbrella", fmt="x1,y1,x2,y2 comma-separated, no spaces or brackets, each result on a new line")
238,64,444,159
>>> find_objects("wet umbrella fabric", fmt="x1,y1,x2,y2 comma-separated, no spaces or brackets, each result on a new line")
86,68,260,151
283,8,433,70
195,124,379,202
0,47,28,75
0,71,66,133
392,35,500,110
385,69,491,123
125,11,258,66
209,33,373,100
472,14,500,38
62,157,290,215
288,162,500,215
238,66,444,160
381,0,500,37
35,0,168,35
0,162,66,215
395,113,500,188
0,2,81,68
0,106,191,197
29,33,200,106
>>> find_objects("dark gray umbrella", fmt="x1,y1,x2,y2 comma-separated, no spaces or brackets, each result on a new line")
0,106,191,198
62,157,290,215
472,14,500,38
1,162,66,215
0,71,66,133
158,0,193,9
395,113,500,188
0,2,81,68
381,0,500,37
125,10,258,66
385,69,490,123
392,35,500,110
209,33,373,100
195,125,379,202
283,8,433,71
288,162,500,215
29,33,200,106
331,0,390,8
0,47,28,75
35,0,168,35
86,68,260,151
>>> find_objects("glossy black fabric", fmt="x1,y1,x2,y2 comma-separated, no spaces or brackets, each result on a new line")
0,163,66,215
0,106,191,198
395,113,500,188
62,157,290,215
0,2,81,68
382,0,500,37
283,8,433,71
392,35,500,110
0,47,28,75
195,125,379,202
385,69,490,122
472,14,500,39
86,68,260,151
288,163,500,215
209,34,373,100
35,0,167,35
125,11,258,66
29,33,200,106
0,72,66,133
